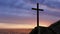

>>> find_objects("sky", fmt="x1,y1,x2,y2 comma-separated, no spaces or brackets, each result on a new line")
0,0,60,29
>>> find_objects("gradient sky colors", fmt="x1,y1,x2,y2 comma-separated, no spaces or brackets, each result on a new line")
0,0,60,29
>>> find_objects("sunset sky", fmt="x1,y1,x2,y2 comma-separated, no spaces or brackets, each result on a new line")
0,0,60,29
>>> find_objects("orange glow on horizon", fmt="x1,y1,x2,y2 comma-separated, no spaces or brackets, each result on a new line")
0,22,52,29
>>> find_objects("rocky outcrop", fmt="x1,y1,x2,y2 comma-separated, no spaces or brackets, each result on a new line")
30,20,60,34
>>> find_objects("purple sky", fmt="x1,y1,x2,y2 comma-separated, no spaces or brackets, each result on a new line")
0,0,60,28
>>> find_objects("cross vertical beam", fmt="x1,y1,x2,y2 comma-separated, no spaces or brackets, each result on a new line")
37,3,39,27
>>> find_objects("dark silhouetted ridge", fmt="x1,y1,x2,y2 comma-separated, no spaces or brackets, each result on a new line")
49,20,60,34
30,26,56,34
30,20,60,34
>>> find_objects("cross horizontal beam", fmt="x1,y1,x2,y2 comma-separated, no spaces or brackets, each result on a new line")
32,8,44,11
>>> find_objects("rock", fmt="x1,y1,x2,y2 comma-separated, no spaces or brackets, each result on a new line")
49,20,60,34
29,26,56,34
29,20,60,34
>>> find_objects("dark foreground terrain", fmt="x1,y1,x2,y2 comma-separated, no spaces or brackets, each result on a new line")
30,20,60,34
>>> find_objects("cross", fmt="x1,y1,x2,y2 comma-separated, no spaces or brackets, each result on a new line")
32,3,44,34
32,3,44,27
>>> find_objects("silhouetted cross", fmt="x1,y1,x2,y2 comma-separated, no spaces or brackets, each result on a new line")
32,3,44,27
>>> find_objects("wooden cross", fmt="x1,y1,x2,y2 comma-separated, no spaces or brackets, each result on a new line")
32,3,44,27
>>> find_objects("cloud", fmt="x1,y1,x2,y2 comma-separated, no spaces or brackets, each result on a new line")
30,0,60,9
40,10,60,17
